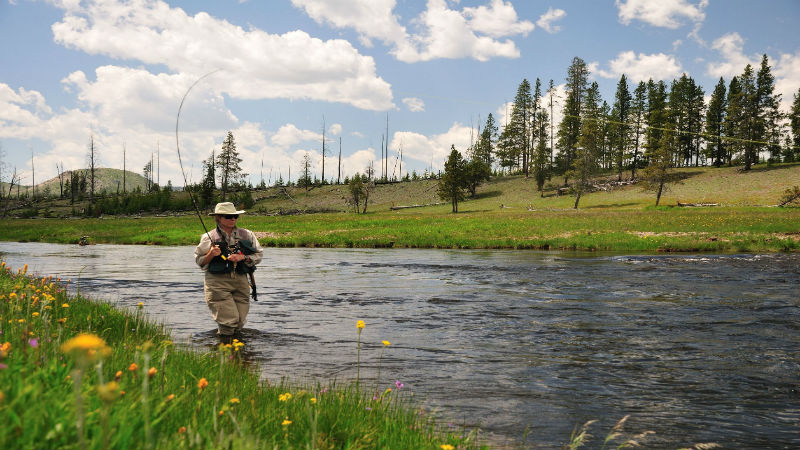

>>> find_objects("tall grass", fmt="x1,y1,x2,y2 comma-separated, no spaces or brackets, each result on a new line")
0,262,484,450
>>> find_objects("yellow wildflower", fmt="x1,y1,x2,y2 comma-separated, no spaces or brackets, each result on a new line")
166,394,175,402
282,419,292,426
114,370,123,381
229,398,240,404
61,333,111,360
197,378,209,391
278,392,292,402
382,340,390,346
310,397,317,404
128,363,139,372
137,302,144,308
62,303,69,308
147,367,157,378
97,381,120,402
356,320,365,330
440,445,455,450
32,312,40,317
0,342,10,357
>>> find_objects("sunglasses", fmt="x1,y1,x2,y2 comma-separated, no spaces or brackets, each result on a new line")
222,214,239,220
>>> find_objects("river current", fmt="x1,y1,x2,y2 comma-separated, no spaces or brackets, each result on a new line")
1,242,798,449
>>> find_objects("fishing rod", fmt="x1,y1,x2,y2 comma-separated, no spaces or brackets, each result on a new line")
175,69,221,240
174,70,259,302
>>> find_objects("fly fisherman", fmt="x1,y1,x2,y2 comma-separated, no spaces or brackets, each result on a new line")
194,202,263,344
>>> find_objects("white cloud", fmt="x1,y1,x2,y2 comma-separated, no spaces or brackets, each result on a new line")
593,51,683,82
270,124,321,149
402,97,426,112
328,123,343,136
616,0,707,29
390,122,473,171
293,0,533,63
536,7,566,34
706,32,759,79
774,51,800,112
50,0,393,110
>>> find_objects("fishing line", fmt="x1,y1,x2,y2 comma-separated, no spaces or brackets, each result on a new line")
175,69,222,240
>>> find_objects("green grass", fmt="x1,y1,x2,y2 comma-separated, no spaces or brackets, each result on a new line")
0,263,484,450
2,163,799,252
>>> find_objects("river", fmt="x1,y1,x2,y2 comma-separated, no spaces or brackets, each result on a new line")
1,242,798,449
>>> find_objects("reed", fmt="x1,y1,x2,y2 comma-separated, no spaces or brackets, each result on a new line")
0,262,485,450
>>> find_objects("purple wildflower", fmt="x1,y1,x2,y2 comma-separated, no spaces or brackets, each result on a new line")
0,363,7,370
28,338,39,348
395,380,404,389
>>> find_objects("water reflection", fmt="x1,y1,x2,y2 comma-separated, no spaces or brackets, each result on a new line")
1,243,798,449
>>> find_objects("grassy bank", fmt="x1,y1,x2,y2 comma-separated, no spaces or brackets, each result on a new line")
2,164,798,252
0,262,483,450
2,206,798,252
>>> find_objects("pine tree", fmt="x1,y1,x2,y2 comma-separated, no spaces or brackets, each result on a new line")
629,81,647,179
705,77,727,167
724,76,743,166
556,57,589,185
570,82,602,209
788,88,800,162
216,131,246,201
738,64,759,170
610,74,631,180
200,150,216,207
475,113,498,166
505,79,533,175
640,121,678,206
756,54,783,163
437,146,468,213
645,79,668,163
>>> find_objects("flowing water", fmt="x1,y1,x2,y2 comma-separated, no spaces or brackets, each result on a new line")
1,242,798,449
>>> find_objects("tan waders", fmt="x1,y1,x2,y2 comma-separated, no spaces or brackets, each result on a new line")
204,272,251,337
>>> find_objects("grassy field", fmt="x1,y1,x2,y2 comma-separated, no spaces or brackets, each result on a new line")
1,163,799,252
0,263,484,450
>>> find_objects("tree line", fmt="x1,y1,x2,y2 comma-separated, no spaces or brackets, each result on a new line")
436,54,800,210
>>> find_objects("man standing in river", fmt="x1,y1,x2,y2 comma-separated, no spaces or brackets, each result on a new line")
194,202,263,343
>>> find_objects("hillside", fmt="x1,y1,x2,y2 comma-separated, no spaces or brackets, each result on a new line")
2,168,150,197
251,162,800,214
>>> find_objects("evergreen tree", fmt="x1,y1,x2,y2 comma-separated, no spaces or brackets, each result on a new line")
610,74,631,180
570,82,602,209
504,79,533,174
200,150,216,207
738,64,759,170
629,81,647,179
474,113,498,166
788,88,800,162
437,146,469,213
532,92,551,196
724,76,743,166
705,77,727,167
556,57,589,184
640,120,679,206
756,54,783,163
645,79,669,163
297,152,312,190
216,131,246,200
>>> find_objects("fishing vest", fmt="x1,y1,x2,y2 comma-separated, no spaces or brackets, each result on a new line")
207,228,258,275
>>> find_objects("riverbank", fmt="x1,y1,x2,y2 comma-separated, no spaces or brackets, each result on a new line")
2,206,798,252
0,262,484,450
2,164,798,252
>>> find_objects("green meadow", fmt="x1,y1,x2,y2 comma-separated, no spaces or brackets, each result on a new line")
2,164,799,252
0,264,483,450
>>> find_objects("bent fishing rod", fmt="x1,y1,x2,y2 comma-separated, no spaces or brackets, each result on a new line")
174,70,259,301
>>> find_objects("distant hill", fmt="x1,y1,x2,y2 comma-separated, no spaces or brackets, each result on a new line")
2,168,151,196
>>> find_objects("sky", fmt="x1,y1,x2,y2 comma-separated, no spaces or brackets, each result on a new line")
1,0,798,188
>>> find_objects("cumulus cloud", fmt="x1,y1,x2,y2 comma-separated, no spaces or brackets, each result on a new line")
391,122,473,171
774,51,800,112
705,32,759,79
293,0,533,63
592,51,683,82
50,0,393,110
615,0,707,29
402,97,426,112
536,7,566,34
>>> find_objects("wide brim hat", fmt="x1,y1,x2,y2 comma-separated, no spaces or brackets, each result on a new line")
209,202,246,216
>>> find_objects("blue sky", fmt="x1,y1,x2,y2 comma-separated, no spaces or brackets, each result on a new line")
1,0,798,188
